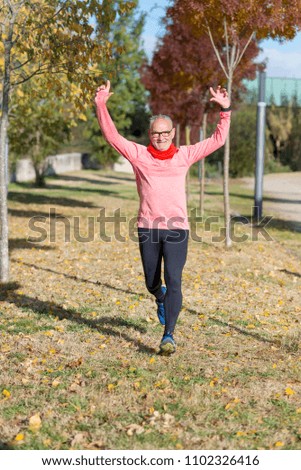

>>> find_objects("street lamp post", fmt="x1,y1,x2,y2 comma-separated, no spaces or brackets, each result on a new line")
254,71,266,220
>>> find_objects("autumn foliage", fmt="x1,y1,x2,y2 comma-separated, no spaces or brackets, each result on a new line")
141,6,260,144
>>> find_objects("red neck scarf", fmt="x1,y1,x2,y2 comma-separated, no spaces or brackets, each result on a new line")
147,143,179,160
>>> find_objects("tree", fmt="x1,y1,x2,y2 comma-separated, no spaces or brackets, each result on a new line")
83,4,150,167
0,0,135,282
266,101,293,164
167,0,301,247
282,96,301,171
229,103,257,177
8,78,78,186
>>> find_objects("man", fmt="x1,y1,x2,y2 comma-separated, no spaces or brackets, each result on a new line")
95,81,231,354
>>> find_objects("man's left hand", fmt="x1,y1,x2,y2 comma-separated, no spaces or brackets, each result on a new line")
209,85,230,109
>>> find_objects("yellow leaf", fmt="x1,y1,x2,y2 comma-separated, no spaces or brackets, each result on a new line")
78,113,87,121
236,431,247,437
149,357,155,364
209,377,218,387
107,383,116,392
2,389,11,398
285,387,295,396
29,413,42,432
296,408,301,414
133,382,141,390
275,441,284,447
52,379,60,388
14,433,25,442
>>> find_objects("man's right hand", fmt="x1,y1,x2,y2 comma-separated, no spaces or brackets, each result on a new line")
95,80,114,105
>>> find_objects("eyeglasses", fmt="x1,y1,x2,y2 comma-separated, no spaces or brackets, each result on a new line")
150,129,173,138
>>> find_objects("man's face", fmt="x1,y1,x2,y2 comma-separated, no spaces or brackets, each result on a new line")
149,118,175,151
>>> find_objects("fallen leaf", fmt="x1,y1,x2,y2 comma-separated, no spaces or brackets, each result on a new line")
71,433,87,447
66,357,83,369
285,387,295,396
2,389,11,398
86,439,106,449
29,413,42,432
107,383,116,392
126,424,144,436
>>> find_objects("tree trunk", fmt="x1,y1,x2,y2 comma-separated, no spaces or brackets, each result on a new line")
185,125,191,203
176,123,180,148
199,112,207,216
0,20,14,283
223,75,233,248
0,114,10,283
33,165,46,187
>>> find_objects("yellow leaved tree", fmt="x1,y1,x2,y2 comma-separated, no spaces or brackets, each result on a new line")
0,0,135,282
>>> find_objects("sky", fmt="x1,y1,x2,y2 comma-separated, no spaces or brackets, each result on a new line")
138,0,301,79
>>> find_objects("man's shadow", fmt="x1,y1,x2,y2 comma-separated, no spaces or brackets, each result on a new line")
1,282,156,355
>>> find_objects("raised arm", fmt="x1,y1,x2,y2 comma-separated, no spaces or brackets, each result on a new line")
182,85,231,164
94,80,140,162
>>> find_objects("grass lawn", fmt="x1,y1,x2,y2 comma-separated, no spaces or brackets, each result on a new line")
1,169,301,450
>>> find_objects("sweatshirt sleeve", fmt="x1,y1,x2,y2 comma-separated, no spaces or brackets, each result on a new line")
181,111,231,165
95,100,143,163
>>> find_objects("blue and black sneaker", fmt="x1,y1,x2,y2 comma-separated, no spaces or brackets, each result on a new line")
159,333,176,354
156,286,166,325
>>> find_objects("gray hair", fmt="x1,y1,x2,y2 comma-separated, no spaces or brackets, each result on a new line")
149,114,173,129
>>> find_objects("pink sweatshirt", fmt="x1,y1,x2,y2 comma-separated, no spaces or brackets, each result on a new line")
96,102,231,230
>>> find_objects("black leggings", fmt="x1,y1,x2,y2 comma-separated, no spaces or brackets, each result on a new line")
138,228,189,335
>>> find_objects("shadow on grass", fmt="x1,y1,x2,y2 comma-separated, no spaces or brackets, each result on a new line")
206,190,301,205
280,268,301,278
9,239,55,252
8,191,96,208
11,260,145,297
263,217,301,233
58,174,135,185
232,213,301,234
9,208,65,219
42,185,137,200
100,174,135,183
185,306,278,346
53,174,117,186
0,442,13,450
0,282,155,355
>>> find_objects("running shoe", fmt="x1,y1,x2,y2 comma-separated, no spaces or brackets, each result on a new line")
159,333,176,354
156,286,166,325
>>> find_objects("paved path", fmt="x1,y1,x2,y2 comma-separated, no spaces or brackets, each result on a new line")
241,172,301,230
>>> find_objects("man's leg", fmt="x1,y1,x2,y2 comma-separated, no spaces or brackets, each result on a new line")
138,228,165,302
162,229,189,336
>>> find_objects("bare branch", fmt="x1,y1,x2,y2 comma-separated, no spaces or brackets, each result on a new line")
11,57,32,71
234,31,255,69
206,24,229,79
229,42,236,71
224,19,230,71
